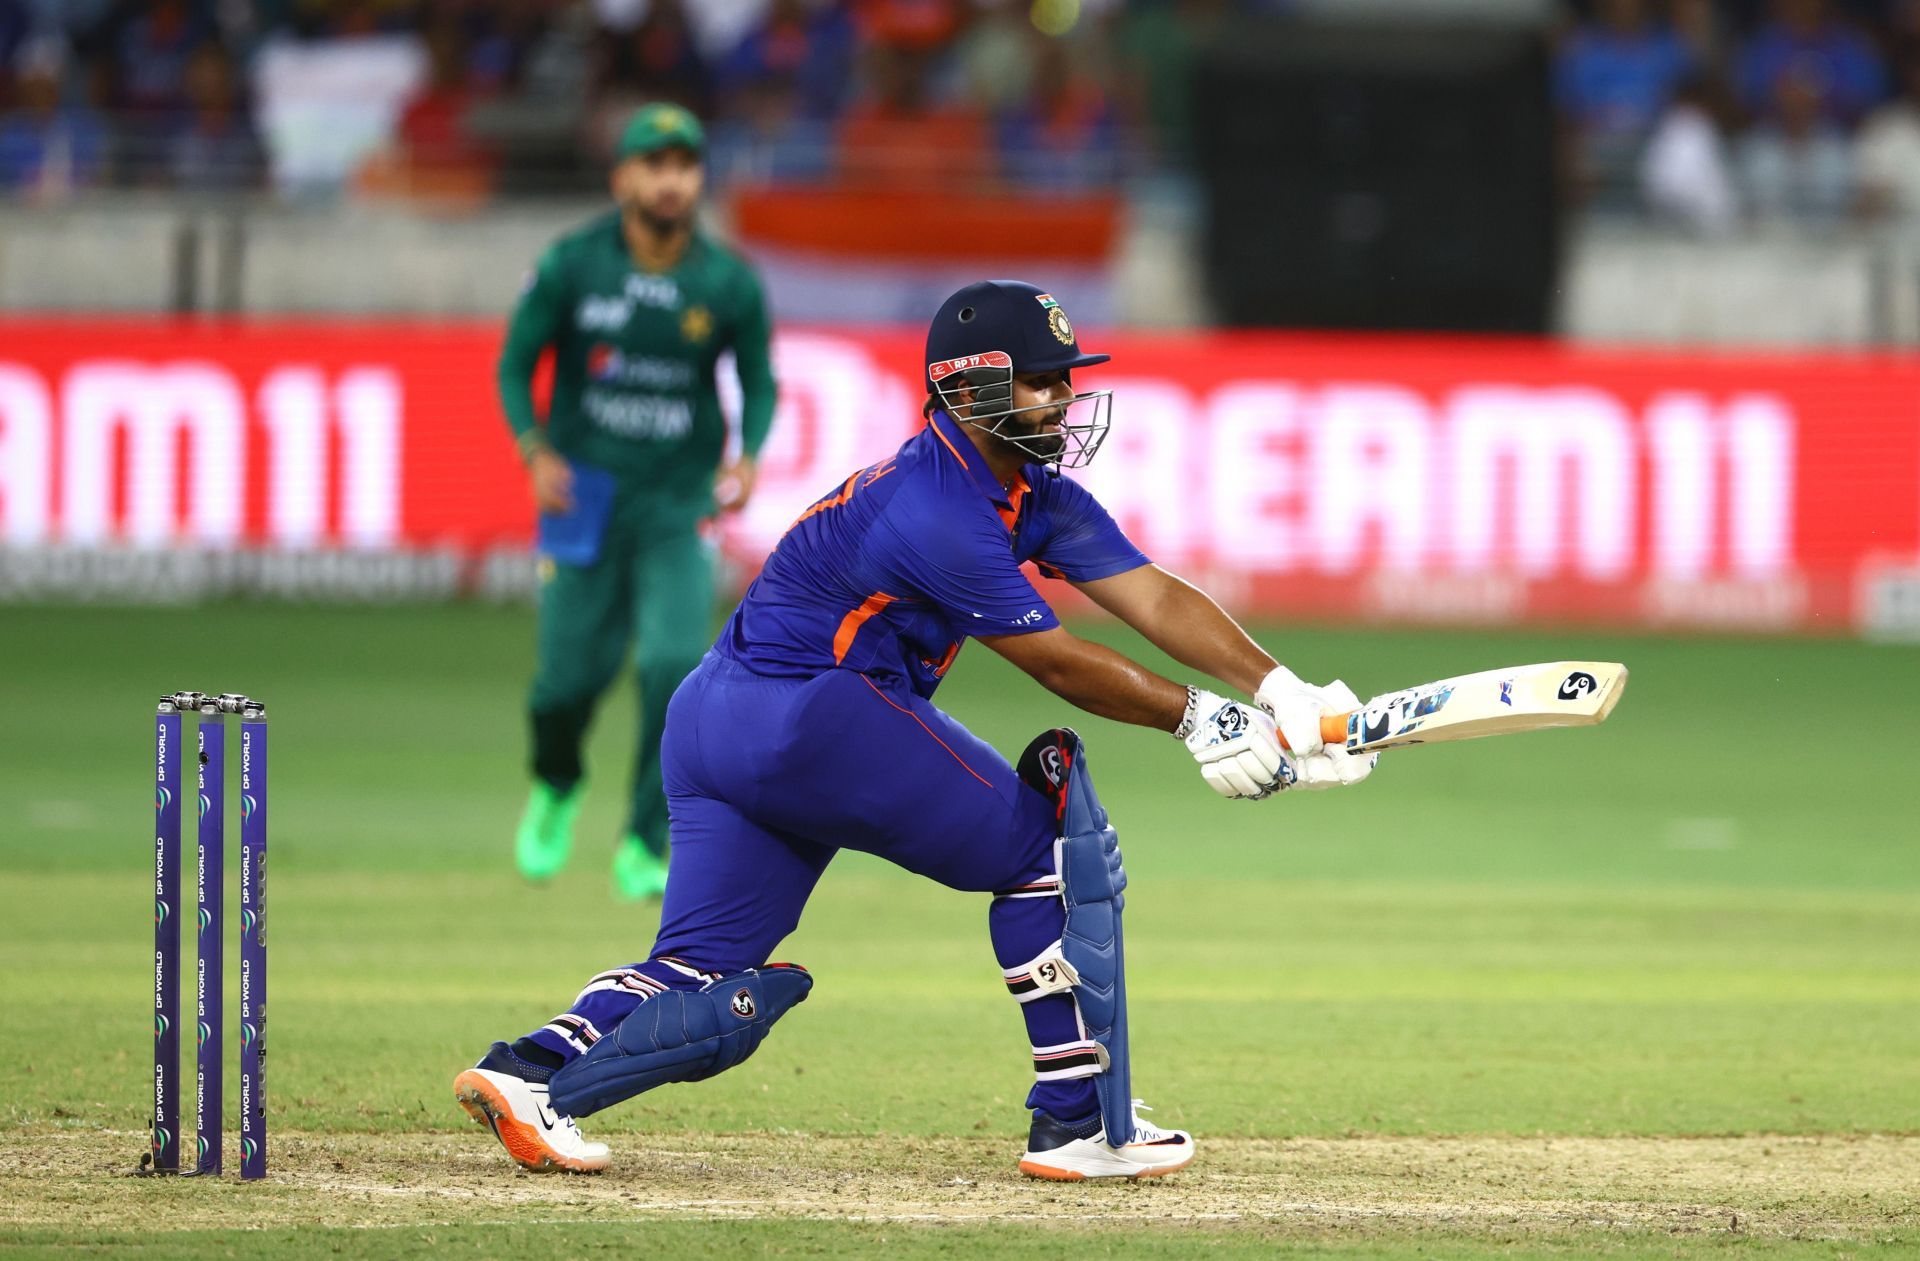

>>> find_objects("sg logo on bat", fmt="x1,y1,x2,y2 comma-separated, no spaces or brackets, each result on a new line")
1557,671,1600,701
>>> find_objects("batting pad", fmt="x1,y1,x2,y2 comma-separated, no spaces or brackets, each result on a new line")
547,963,812,1118
1054,737,1133,1145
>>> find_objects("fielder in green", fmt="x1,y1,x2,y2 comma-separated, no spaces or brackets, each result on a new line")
497,103,776,901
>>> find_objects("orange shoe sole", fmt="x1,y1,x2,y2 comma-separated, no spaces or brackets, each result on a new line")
453,1070,605,1174
1018,1146,1195,1181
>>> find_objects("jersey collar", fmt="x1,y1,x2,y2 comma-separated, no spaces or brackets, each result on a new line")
927,408,1030,511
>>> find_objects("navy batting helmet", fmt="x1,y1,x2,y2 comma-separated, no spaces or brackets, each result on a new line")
924,281,1113,469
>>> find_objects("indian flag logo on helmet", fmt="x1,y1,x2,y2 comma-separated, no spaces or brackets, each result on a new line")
1033,292,1074,345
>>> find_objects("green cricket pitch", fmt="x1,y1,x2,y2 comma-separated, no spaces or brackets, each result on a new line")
1,605,1915,1258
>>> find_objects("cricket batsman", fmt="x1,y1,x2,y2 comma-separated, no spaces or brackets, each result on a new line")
498,102,776,901
458,280,1374,1179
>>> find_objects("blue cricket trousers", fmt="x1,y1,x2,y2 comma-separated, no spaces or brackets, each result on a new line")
524,651,1101,1119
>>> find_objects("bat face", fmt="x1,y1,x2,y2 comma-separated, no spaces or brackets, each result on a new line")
1343,661,1628,753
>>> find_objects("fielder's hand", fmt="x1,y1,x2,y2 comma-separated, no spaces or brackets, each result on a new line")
1255,666,1377,790
1181,688,1295,800
529,448,575,514
715,455,758,513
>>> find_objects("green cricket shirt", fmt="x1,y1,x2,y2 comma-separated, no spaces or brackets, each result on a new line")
497,212,777,518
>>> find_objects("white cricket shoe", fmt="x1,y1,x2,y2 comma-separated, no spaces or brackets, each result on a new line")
1018,1102,1195,1181
454,1042,610,1174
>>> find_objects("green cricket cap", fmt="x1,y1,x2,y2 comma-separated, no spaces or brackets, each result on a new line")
617,103,706,160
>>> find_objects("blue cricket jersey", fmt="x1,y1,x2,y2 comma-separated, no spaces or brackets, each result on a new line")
717,409,1149,698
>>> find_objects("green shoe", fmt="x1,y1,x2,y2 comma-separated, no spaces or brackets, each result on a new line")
514,781,584,882
611,834,669,903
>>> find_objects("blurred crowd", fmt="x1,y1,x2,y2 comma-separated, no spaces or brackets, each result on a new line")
3,0,1918,231
1557,0,1920,229
0,0,1229,201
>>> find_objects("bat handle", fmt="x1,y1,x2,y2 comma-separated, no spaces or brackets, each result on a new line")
1275,712,1354,753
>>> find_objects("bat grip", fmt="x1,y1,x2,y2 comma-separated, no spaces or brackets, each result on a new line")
1276,713,1353,753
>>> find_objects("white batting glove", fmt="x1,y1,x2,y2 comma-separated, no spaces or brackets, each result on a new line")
1179,687,1296,800
1255,666,1378,791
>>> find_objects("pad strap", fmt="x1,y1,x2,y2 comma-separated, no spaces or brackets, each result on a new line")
1002,941,1079,1004
992,876,1061,901
1031,1038,1107,1081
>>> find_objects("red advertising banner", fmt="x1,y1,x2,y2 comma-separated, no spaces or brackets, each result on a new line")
2,319,1918,634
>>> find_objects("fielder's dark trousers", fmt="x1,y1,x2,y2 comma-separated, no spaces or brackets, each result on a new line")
528,519,713,857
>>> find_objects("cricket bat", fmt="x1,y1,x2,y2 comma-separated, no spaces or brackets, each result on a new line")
1288,661,1629,754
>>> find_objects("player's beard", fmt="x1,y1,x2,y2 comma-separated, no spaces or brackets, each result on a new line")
623,198,692,238
996,406,1069,463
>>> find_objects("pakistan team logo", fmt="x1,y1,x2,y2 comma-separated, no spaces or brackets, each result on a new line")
681,304,712,344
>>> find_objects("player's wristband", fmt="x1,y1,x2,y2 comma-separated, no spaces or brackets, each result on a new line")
1172,685,1201,741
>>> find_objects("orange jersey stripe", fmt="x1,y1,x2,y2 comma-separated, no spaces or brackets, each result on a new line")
832,591,897,664
996,472,1030,532
923,640,961,679
930,420,972,469
786,460,900,534
790,470,862,530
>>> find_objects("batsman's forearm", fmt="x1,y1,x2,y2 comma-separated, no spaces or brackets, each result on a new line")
1012,636,1189,732
1134,574,1276,696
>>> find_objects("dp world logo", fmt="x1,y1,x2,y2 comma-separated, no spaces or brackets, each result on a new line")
152,1126,171,1152
242,909,257,933
154,1013,170,1038
155,787,172,811
241,794,258,820
154,899,170,927
197,793,211,819
242,1022,258,1048
197,1135,210,1160
242,1137,258,1162
197,1020,211,1049
198,907,211,932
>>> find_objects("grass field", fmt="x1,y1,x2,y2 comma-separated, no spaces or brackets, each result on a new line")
1,604,1916,1258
